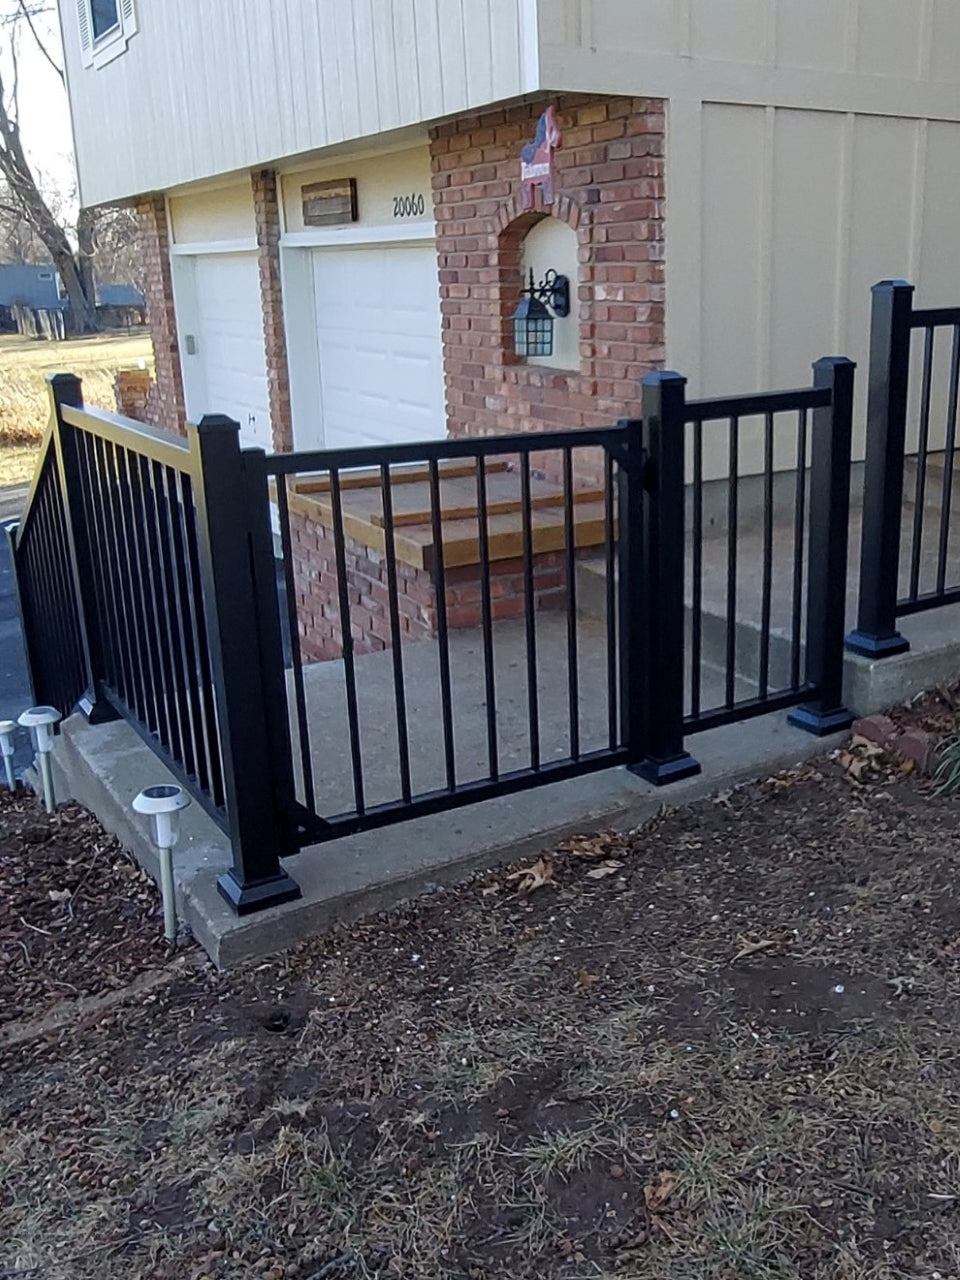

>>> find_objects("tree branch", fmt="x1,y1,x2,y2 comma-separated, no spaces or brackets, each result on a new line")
14,0,62,82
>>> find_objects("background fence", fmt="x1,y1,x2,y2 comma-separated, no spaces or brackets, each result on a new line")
848,280,960,657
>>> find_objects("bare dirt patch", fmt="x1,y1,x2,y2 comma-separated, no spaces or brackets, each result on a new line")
3,707,960,1278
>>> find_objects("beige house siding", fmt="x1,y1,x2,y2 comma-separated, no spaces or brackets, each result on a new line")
61,0,540,207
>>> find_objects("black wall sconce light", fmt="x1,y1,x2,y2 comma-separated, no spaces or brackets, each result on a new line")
512,268,571,359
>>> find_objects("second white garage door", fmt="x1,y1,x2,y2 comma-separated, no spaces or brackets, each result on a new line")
312,244,445,450
194,253,271,451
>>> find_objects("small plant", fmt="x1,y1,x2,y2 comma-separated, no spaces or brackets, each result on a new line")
933,733,960,795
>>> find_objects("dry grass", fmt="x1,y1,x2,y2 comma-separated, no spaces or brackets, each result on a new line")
3,747,960,1278
0,330,153,479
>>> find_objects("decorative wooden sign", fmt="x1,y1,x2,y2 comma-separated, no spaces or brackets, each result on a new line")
520,105,562,210
302,177,358,227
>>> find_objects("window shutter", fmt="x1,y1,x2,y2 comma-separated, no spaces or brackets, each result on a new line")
76,0,93,66
119,0,138,37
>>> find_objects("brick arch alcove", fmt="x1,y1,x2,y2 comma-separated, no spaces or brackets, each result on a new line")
431,92,667,442
495,202,583,377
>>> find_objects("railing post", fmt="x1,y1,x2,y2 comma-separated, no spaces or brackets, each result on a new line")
789,357,856,736
617,417,647,771
189,415,301,915
845,280,914,657
634,371,700,784
48,374,118,724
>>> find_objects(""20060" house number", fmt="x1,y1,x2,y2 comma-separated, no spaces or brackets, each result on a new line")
393,193,426,218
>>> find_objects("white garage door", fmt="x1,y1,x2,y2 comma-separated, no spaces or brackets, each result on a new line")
194,253,271,451
313,244,445,450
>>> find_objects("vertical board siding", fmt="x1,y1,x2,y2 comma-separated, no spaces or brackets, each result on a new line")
675,101,960,476
65,0,536,206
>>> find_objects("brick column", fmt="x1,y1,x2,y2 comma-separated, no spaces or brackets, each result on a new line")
135,194,186,436
252,168,294,452
429,94,666,440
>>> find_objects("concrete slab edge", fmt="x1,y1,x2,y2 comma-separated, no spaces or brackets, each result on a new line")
40,706,852,970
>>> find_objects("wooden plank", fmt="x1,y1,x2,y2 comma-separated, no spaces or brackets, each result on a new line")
292,459,509,494
281,490,608,574
369,486,607,528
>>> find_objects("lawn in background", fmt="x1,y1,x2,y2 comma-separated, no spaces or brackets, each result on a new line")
0,330,153,485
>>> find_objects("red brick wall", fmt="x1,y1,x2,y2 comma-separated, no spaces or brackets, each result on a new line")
252,168,294,452
114,368,153,421
291,510,568,663
430,94,665,440
135,194,186,436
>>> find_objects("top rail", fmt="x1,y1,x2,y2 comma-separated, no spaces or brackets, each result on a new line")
684,386,831,422
15,419,55,547
264,423,627,474
911,306,960,329
60,404,193,471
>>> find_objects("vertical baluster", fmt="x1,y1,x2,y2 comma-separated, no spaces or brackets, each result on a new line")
95,437,140,714
725,416,739,708
475,455,499,780
157,465,203,787
563,448,580,761
274,474,317,814
758,411,775,698
380,464,412,802
428,460,457,791
603,449,617,751
909,325,935,601
146,458,190,773
690,419,703,717
330,468,366,815
176,474,224,805
791,408,808,691
936,325,960,597
520,453,540,770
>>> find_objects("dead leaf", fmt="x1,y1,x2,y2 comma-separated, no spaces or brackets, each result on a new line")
481,882,501,898
505,856,555,895
733,935,782,962
47,888,71,903
586,860,624,880
575,969,599,990
850,734,886,758
930,1118,945,1134
644,1170,677,1214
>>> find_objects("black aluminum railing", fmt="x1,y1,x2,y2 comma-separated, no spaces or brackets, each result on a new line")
14,359,861,916
12,422,86,717
642,361,856,766
11,378,301,914
848,281,960,657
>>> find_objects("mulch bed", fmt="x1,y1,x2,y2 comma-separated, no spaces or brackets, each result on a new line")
0,789,180,1026
3,688,960,1278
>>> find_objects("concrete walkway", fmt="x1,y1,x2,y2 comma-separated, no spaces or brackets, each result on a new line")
289,613,754,818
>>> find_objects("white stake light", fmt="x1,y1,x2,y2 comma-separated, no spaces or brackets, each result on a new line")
133,784,191,943
0,720,17,791
18,706,61,812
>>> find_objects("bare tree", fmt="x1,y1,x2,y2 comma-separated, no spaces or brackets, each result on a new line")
0,1,99,332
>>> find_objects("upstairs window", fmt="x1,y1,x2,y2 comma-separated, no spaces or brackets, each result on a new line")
91,0,119,39
78,0,138,69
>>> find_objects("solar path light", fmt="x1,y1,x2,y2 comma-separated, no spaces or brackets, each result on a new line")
133,784,191,944
18,706,60,812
